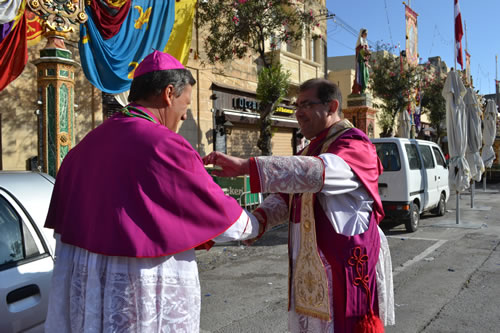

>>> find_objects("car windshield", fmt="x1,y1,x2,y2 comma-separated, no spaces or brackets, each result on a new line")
375,142,401,171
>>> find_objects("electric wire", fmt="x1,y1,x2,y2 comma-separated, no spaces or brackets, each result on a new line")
383,0,394,46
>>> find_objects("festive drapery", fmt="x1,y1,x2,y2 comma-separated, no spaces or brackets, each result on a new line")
0,0,23,24
89,0,132,40
163,0,196,66
0,0,196,94
0,0,24,43
79,0,177,94
0,1,27,92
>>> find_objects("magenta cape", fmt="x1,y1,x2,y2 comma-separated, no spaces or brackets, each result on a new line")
45,106,243,257
272,127,385,331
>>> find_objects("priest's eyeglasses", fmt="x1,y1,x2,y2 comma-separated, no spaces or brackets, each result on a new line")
294,100,328,112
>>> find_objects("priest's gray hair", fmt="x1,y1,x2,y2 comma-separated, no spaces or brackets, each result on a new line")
128,69,196,102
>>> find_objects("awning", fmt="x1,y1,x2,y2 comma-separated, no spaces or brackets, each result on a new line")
223,109,299,129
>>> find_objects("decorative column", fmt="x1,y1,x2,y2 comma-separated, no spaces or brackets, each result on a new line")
344,93,377,138
28,0,87,177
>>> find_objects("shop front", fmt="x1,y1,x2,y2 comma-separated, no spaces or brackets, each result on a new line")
210,83,299,158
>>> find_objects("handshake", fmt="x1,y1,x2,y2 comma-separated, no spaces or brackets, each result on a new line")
203,151,250,177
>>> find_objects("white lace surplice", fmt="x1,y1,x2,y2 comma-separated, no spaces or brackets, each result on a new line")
254,154,395,332
45,211,259,333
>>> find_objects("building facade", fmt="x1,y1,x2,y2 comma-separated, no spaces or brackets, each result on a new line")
0,1,327,170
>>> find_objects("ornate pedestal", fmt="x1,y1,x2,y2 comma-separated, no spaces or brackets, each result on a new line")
343,93,377,138
33,35,79,177
347,93,373,108
28,0,87,176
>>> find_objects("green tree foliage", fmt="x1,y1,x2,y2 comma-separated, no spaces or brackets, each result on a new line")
421,71,446,141
256,64,291,154
197,0,318,155
369,44,425,137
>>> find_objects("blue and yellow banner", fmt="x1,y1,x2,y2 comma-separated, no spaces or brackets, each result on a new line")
79,0,176,94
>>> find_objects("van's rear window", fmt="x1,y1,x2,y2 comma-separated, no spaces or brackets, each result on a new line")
375,143,401,171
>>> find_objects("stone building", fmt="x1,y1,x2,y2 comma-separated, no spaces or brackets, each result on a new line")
0,1,327,170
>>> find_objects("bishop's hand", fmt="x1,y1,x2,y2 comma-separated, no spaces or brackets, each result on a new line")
203,151,250,177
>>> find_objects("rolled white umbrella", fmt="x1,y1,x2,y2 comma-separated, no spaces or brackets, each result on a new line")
464,87,484,182
481,99,497,168
397,110,411,138
442,71,470,193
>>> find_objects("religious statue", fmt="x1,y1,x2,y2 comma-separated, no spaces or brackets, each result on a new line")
352,28,371,95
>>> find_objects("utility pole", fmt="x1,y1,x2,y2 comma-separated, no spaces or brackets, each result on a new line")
496,55,499,108
465,21,470,84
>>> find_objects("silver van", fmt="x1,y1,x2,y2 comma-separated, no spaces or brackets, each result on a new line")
372,138,450,232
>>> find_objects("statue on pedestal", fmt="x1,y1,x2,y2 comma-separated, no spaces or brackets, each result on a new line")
352,28,371,95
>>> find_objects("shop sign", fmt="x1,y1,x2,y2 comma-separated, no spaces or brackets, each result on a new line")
232,97,259,111
275,106,294,114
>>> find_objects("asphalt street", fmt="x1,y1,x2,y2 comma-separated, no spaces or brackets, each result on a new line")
197,182,500,333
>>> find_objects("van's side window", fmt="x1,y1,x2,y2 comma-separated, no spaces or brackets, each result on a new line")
405,144,421,170
374,143,401,171
432,147,446,167
420,145,435,169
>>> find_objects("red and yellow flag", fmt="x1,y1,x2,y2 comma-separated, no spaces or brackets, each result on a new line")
26,9,43,46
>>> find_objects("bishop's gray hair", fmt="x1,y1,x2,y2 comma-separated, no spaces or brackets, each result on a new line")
128,69,196,102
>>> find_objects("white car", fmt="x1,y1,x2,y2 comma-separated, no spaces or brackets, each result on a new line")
372,138,450,232
0,172,55,333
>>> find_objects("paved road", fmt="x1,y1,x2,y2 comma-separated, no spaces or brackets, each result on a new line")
197,183,500,333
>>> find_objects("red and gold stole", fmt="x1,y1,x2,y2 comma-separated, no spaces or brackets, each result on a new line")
292,119,354,321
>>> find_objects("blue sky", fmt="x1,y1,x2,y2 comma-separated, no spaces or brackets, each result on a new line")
325,0,500,95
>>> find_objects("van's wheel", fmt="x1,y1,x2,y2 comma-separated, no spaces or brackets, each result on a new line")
405,202,419,232
435,193,446,216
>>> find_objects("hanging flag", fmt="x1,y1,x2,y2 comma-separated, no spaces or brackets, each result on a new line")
0,12,28,92
79,0,176,94
89,0,131,40
404,4,418,66
455,0,464,69
163,0,196,65
26,9,43,46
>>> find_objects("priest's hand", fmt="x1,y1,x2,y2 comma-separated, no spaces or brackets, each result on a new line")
203,151,250,177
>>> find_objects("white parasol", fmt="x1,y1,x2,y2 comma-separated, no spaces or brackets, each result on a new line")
397,110,411,138
442,71,470,193
481,99,497,168
464,87,484,182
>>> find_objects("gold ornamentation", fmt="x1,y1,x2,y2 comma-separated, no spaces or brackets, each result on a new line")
108,0,129,6
27,0,88,34
293,192,330,321
291,119,356,321
128,61,140,79
58,132,70,146
134,6,152,30
78,12,87,21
